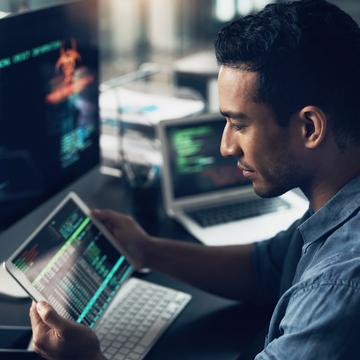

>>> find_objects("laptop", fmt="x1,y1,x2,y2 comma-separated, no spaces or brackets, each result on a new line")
4,192,191,360
158,113,309,246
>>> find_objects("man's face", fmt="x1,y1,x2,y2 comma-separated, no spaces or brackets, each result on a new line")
218,66,303,197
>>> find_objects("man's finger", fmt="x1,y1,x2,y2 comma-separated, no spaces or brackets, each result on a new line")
92,208,124,224
29,302,38,325
36,302,66,331
29,301,48,331
30,301,52,354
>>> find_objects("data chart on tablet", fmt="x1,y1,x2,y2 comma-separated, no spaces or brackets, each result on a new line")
12,198,132,328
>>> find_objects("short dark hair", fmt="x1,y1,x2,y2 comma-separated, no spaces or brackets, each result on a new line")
215,0,360,149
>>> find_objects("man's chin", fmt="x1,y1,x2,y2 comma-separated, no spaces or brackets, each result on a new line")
252,181,287,198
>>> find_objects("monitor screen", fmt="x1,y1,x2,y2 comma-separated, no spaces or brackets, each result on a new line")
0,0,99,229
165,117,250,199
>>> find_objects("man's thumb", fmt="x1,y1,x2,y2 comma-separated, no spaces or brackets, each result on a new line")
36,302,64,329
92,208,119,223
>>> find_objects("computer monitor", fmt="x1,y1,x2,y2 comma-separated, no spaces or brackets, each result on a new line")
0,0,99,229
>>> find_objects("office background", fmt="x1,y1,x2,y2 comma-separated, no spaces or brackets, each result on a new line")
1,0,359,83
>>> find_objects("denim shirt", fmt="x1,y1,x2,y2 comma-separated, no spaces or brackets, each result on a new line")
253,175,360,360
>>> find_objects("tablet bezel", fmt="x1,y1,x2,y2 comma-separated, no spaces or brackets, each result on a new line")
3,192,134,306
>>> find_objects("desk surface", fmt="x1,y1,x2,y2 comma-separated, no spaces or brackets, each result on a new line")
0,168,269,360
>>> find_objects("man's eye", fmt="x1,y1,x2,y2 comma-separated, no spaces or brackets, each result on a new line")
231,123,246,132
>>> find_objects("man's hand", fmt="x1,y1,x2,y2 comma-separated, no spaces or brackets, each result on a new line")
92,209,152,270
30,301,105,360
91,209,257,301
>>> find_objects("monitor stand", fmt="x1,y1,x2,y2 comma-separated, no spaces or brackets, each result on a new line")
0,265,28,299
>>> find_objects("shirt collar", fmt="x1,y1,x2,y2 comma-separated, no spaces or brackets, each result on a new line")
298,174,360,247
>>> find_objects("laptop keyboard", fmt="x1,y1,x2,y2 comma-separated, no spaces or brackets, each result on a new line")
186,197,290,228
95,278,191,360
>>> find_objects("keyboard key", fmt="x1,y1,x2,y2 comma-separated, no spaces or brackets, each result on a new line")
133,345,146,354
102,339,111,348
129,336,141,343
119,347,130,355
126,341,136,349
128,353,142,360
113,354,125,360
106,346,118,355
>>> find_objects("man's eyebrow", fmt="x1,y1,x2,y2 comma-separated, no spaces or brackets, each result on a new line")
220,110,249,120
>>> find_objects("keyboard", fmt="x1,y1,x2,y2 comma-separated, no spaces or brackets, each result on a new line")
95,278,191,360
186,197,290,228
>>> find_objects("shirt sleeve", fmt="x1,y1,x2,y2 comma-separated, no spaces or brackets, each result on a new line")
254,279,360,360
252,214,309,305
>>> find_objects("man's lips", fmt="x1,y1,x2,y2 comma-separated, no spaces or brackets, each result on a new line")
237,161,256,179
237,160,255,173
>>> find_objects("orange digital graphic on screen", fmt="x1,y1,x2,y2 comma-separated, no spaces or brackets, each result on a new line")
46,39,94,104
56,39,81,85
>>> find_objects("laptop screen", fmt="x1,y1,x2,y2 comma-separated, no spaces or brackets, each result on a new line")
11,197,132,328
164,116,250,199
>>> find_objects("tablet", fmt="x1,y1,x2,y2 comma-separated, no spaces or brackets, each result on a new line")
4,192,134,328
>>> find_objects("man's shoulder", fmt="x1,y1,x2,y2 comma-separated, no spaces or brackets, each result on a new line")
303,211,360,278
283,214,360,311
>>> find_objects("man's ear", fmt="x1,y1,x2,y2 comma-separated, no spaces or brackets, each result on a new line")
298,106,327,149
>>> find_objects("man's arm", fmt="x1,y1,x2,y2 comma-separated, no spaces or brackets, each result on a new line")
145,237,256,301
93,209,257,301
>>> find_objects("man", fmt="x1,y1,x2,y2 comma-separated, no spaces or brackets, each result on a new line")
30,0,360,359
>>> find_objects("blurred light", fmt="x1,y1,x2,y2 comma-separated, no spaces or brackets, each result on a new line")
253,0,273,11
215,0,236,22
237,0,254,16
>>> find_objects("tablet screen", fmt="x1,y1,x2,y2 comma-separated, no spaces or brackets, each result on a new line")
11,197,132,328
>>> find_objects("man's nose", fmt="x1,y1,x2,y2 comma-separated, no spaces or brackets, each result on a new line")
220,123,240,157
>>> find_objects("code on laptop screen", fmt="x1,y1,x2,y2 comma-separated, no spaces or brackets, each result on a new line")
165,117,249,199
12,198,132,328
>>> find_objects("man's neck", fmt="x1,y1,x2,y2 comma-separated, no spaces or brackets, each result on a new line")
301,149,360,211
